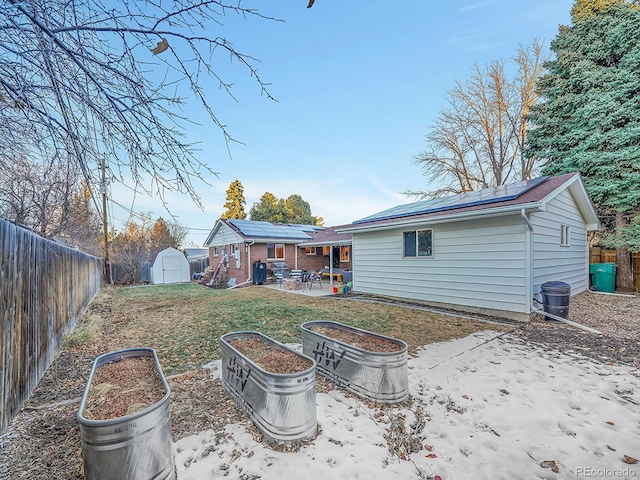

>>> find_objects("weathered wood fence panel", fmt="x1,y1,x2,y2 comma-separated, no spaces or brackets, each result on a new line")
1,220,102,434
589,247,640,291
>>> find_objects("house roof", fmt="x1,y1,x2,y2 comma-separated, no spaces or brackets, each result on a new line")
297,225,353,247
339,173,601,233
204,218,320,246
184,248,208,259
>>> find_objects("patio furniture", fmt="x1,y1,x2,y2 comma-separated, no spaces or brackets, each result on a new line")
307,270,322,290
270,262,290,286
321,271,343,283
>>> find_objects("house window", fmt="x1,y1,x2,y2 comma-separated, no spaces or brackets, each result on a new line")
304,246,317,255
267,243,285,260
322,246,331,256
403,229,433,257
213,246,219,256
340,246,350,262
560,225,570,246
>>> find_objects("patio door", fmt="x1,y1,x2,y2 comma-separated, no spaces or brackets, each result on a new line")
332,247,340,268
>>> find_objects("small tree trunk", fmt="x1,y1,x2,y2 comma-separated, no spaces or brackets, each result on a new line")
615,211,634,292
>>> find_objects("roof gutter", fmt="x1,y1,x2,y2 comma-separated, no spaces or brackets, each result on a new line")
339,202,543,234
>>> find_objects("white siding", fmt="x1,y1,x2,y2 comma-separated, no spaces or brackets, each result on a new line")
352,215,529,316
532,189,589,297
208,223,243,248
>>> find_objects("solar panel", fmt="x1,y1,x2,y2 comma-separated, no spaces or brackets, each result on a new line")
228,220,313,240
354,176,548,224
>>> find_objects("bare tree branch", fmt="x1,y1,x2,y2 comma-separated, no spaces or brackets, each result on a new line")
0,0,279,211
409,40,547,200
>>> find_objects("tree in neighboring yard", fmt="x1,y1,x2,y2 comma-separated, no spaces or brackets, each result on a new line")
150,218,177,254
221,179,247,220
0,155,79,238
0,1,277,212
570,0,627,20
109,214,189,283
282,194,321,225
60,183,103,256
249,192,322,225
409,40,547,199
249,192,284,222
526,1,640,290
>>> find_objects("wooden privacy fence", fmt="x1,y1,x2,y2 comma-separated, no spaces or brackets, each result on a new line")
0,220,102,434
589,247,640,291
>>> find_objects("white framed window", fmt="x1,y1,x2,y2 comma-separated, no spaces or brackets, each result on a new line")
403,229,433,257
267,243,285,260
560,225,570,246
213,246,219,256
304,246,317,255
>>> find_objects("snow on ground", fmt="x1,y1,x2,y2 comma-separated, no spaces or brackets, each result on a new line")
175,331,640,480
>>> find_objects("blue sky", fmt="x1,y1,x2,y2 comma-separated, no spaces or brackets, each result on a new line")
109,0,574,246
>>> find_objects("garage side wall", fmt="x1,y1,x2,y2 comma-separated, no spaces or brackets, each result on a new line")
351,215,529,320
531,189,589,299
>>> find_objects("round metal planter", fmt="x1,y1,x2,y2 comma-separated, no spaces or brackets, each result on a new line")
77,347,175,480
301,321,409,404
220,331,317,446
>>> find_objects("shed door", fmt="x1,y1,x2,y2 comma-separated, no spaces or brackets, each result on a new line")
162,255,182,283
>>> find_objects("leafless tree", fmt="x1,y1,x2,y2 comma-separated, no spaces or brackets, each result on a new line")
408,40,547,199
0,0,278,210
0,154,78,238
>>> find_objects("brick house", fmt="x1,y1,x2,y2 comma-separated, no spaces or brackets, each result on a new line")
203,219,353,286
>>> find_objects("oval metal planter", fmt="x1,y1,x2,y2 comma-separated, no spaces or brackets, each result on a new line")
220,331,317,446
77,347,175,480
301,321,409,404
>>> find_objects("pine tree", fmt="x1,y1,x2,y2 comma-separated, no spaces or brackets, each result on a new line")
249,192,320,225
283,194,317,225
249,192,283,222
570,0,626,21
526,2,640,289
221,179,247,220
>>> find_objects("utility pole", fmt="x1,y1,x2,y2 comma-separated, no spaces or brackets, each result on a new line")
101,156,111,284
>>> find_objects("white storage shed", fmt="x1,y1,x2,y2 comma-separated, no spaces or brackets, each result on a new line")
151,247,191,284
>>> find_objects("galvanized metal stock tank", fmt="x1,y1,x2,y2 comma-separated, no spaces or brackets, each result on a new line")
301,321,409,403
220,331,317,446
77,347,175,480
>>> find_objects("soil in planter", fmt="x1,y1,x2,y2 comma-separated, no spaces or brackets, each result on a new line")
228,338,312,374
309,326,403,353
82,356,166,420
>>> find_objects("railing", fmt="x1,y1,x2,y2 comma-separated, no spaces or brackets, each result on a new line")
0,219,102,434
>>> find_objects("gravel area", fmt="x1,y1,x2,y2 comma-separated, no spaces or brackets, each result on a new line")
0,289,638,479
515,290,640,368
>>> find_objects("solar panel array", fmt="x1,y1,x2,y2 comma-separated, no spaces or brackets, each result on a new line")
354,176,548,224
228,219,315,240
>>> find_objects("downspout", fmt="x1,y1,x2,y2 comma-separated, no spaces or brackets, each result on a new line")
531,306,602,333
246,241,254,283
521,209,534,316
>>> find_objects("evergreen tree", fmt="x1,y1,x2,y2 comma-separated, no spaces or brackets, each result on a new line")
249,192,320,225
221,179,247,220
570,0,626,21
283,194,317,225
249,192,283,222
526,2,640,289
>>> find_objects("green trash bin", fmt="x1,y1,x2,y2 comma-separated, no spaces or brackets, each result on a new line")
589,262,616,293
